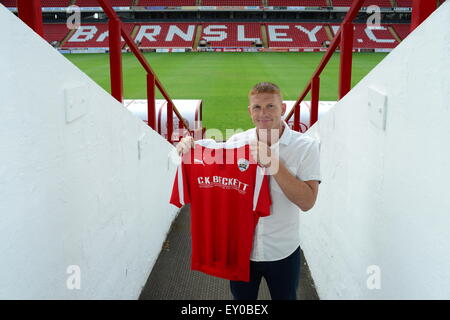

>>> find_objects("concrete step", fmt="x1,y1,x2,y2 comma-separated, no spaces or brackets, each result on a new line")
139,205,319,300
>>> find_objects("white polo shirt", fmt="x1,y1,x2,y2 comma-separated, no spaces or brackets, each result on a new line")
228,121,321,261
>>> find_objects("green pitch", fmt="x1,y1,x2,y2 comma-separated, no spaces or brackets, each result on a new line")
65,52,387,134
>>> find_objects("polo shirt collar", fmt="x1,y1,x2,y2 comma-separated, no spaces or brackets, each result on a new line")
278,121,292,146
251,121,292,146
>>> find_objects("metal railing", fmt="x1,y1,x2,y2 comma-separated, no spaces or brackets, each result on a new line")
15,0,438,137
285,0,365,132
15,0,191,144
285,0,438,132
97,0,190,144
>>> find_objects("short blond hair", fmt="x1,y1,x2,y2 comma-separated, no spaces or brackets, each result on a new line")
248,82,283,101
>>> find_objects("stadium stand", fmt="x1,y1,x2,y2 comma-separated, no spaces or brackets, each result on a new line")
392,23,411,40
4,0,414,50
133,23,197,48
61,22,135,48
137,0,197,5
200,23,261,47
363,0,393,6
39,22,412,50
331,23,399,49
0,0,16,7
331,0,392,7
377,0,393,6
43,23,71,45
74,0,132,6
41,0,71,7
266,23,330,48
0,0,431,8
202,0,262,5
353,23,398,48
330,0,353,6
269,0,328,6
395,0,412,7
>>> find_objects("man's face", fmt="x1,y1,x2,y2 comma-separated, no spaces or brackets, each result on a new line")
248,93,286,131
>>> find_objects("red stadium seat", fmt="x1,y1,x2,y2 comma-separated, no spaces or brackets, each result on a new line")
61,23,135,48
269,0,327,6
41,0,70,7
392,23,411,40
137,0,196,5
396,0,412,7
0,0,72,7
133,23,197,48
202,0,262,5
330,0,353,6
40,22,412,50
330,23,399,49
43,23,71,44
363,0,392,7
331,0,392,7
0,0,17,7
266,23,330,48
200,23,261,47
74,0,132,6
354,23,397,48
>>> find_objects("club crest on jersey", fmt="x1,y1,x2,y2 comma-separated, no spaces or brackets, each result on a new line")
237,158,249,172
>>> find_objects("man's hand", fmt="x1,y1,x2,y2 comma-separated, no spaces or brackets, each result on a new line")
249,139,279,174
250,139,319,211
176,136,195,155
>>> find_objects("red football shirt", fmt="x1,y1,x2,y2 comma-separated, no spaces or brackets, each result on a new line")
170,139,272,282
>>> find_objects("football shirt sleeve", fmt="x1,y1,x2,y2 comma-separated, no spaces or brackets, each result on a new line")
169,160,191,208
252,165,271,217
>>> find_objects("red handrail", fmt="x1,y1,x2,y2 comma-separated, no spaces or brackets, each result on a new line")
285,0,365,132
286,0,438,132
18,0,190,144
16,0,436,138
97,0,189,144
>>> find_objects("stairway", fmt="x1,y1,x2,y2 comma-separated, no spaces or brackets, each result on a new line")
260,24,268,48
193,24,203,49
388,25,402,42
324,24,335,41
60,28,75,47
139,205,320,300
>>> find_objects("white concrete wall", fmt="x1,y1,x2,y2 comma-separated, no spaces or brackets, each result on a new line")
0,5,179,299
301,2,450,299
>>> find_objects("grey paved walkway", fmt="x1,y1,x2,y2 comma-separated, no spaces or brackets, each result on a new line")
139,205,319,300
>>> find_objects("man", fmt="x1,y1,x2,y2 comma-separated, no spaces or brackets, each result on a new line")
177,82,321,300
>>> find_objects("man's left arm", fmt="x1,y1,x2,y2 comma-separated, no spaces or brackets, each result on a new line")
250,140,320,212
272,161,319,212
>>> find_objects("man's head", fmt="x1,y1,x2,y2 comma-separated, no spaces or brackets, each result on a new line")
248,82,286,132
